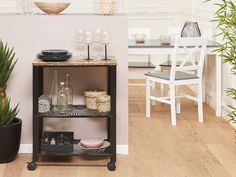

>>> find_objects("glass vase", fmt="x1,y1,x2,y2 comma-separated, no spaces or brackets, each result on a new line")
50,70,58,112
16,0,26,14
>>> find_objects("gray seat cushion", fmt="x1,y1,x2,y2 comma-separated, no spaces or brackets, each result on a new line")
159,61,198,67
145,71,199,80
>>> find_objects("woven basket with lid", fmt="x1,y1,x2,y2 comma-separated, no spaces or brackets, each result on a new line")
84,90,106,110
97,95,111,112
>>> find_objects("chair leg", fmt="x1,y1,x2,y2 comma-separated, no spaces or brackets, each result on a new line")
198,83,203,123
151,81,156,106
160,83,164,97
170,84,176,126
176,86,181,114
193,86,198,106
202,69,206,103
146,79,151,118
160,67,164,98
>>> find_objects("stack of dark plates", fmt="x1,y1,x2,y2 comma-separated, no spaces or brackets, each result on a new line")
37,49,72,62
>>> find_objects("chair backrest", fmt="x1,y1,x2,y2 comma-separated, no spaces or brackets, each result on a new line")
170,37,207,82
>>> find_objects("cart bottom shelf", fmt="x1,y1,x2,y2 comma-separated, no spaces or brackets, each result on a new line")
39,144,111,156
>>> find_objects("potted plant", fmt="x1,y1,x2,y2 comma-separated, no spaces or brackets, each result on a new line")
205,0,236,122
0,41,21,163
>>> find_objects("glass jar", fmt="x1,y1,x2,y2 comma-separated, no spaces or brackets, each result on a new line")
16,0,26,14
64,74,73,112
160,35,171,46
58,82,68,113
135,33,145,44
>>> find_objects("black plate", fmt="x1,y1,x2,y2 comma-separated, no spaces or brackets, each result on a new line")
42,49,68,56
37,53,72,62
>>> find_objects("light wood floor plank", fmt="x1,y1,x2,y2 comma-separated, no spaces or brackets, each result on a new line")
207,144,236,177
0,82,235,177
0,164,6,177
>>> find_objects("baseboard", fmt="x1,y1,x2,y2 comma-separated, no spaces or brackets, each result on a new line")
205,93,216,110
19,144,129,155
19,144,32,153
116,145,129,154
222,105,236,129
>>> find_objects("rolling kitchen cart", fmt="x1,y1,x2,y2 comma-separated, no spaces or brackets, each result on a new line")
27,58,117,171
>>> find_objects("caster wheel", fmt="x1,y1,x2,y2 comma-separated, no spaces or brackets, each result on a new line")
27,162,37,170
107,162,116,171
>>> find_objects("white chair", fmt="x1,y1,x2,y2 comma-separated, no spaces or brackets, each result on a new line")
145,37,207,126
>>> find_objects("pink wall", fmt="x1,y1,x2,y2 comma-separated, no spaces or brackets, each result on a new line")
0,14,128,146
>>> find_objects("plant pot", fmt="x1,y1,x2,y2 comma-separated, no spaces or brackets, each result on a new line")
0,85,7,112
0,118,22,163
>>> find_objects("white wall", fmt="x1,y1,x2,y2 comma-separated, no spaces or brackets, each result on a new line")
0,0,183,14
0,1,232,119
0,15,128,153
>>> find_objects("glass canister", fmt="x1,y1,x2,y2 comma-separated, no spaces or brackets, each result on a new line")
94,0,116,15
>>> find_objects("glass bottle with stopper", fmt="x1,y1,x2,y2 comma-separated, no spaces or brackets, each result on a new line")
58,82,68,113
64,74,73,112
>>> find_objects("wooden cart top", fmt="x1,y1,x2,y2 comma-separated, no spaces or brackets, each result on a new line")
32,57,117,67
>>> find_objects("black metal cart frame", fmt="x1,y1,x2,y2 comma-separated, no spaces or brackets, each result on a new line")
28,60,117,171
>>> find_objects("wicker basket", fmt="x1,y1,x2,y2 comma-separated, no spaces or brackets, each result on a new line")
99,0,116,15
97,95,111,112
84,90,106,110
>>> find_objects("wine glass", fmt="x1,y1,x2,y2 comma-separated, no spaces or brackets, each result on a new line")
93,29,102,60
101,30,111,60
84,30,93,60
76,29,85,59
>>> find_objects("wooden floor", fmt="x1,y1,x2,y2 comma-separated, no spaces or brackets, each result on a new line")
1,82,236,177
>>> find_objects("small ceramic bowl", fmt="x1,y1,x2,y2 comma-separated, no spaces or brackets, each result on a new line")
80,138,104,148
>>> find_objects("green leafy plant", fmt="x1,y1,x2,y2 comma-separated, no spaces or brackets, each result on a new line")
205,0,236,122
0,41,19,126
0,98,19,126
0,41,17,87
